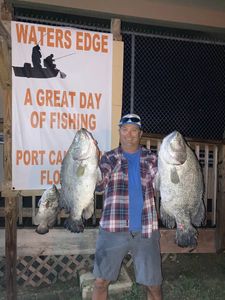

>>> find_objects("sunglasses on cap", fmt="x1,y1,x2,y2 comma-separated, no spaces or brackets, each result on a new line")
119,113,142,127
120,117,140,124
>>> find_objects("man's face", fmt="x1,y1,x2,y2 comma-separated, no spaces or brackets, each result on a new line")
119,124,142,152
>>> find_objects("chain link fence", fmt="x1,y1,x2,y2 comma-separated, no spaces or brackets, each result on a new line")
122,30,225,141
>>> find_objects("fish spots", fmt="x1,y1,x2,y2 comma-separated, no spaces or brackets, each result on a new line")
158,131,205,248
34,184,60,234
60,128,99,233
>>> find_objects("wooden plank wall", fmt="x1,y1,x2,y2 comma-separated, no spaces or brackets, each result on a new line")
0,227,216,256
216,144,225,250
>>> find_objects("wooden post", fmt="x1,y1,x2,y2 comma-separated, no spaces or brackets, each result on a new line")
111,18,122,41
3,87,17,300
5,197,17,300
216,143,225,251
3,86,18,300
1,6,17,298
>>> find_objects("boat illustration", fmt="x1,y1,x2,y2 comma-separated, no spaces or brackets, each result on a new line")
12,46,66,79
12,63,60,78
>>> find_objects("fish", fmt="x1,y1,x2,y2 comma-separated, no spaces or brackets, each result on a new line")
34,184,60,234
156,131,205,247
60,128,100,233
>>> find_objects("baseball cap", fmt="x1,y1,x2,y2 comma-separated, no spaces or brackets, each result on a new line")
119,113,142,128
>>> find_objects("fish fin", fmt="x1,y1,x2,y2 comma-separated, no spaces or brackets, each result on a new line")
64,217,84,233
76,163,86,177
59,197,70,213
33,214,41,225
160,206,176,228
48,218,57,228
191,201,206,226
59,189,70,211
37,197,42,207
96,167,102,184
59,192,65,209
176,226,197,248
47,212,59,228
170,167,180,184
82,202,94,220
153,172,160,191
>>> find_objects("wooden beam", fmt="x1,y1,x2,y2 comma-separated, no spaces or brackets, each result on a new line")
0,1,12,21
0,34,11,89
1,185,44,196
216,144,225,251
160,228,216,253
0,19,11,40
5,197,18,300
0,117,3,133
3,85,17,300
111,18,122,41
0,13,14,300
0,228,216,256
0,10,11,89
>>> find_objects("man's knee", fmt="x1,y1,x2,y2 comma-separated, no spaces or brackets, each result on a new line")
94,278,110,290
92,278,110,300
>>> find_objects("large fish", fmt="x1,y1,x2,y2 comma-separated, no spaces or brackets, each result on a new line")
34,184,60,234
156,131,205,247
60,128,100,233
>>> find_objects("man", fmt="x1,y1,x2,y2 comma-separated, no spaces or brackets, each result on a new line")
92,113,162,300
43,54,57,70
32,44,42,69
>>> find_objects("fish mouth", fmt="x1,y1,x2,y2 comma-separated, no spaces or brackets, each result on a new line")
79,128,95,141
170,137,185,151
80,128,99,148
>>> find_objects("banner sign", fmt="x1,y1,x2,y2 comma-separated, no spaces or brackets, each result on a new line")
11,21,112,190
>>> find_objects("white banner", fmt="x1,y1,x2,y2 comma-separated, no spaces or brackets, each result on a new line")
11,21,112,190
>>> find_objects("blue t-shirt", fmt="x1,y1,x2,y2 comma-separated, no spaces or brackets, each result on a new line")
124,149,143,231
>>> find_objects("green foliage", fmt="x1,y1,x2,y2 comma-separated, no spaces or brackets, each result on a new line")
120,283,146,300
